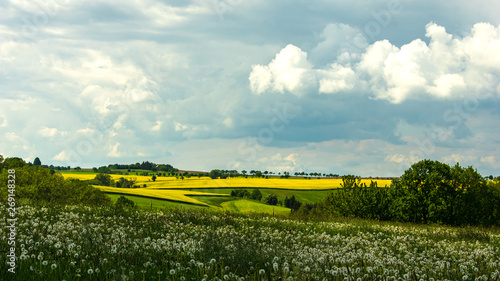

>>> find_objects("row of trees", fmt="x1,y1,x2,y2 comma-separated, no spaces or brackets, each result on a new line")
230,189,263,201
300,160,500,226
107,161,178,172
229,189,280,206
89,174,141,188
209,169,342,179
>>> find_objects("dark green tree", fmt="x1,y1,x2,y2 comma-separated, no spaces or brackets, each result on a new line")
33,157,41,166
94,173,114,186
264,194,278,205
115,196,135,210
250,189,262,201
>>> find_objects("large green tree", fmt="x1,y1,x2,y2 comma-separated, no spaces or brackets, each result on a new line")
399,159,453,223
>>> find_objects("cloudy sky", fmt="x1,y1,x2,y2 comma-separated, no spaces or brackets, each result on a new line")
1,0,500,176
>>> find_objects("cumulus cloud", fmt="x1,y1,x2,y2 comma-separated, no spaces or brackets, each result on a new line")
38,126,58,137
481,156,496,166
385,153,420,165
249,44,316,96
310,23,365,64
107,143,121,157
52,150,70,161
249,22,500,103
318,63,358,93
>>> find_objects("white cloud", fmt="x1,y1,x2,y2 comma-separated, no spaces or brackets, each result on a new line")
52,150,70,161
481,156,496,165
442,154,464,164
311,23,365,63
151,121,162,131
0,116,6,127
222,118,233,128
38,126,58,137
4,132,22,142
249,22,500,103
385,153,420,165
107,143,121,158
249,44,316,96
174,122,188,131
318,63,357,93
249,64,273,95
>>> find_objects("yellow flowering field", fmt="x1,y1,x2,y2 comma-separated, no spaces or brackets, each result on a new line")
62,173,393,190
95,186,228,206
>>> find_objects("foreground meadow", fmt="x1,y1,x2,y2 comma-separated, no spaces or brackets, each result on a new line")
1,204,500,281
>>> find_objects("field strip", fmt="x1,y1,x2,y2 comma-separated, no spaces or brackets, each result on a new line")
100,191,209,207
221,199,290,215
152,187,339,191
95,186,229,206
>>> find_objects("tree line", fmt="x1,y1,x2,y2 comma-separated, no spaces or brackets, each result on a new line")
295,160,500,226
0,156,111,206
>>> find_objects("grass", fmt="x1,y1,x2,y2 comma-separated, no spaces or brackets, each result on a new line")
106,194,207,210
193,195,236,208
95,186,228,206
221,199,291,215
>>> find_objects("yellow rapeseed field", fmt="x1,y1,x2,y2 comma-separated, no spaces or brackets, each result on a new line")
95,186,228,206
62,173,393,190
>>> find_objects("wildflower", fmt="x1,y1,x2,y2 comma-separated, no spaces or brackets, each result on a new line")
170,269,175,275
259,269,265,275
51,264,57,269
88,268,94,275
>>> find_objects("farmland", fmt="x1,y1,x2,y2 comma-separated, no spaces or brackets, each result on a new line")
60,172,391,214
61,172,393,190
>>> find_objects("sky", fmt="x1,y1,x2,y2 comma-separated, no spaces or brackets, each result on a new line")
1,0,500,177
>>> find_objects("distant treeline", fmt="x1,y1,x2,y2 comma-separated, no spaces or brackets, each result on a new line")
295,160,500,227
107,161,178,172
92,161,179,174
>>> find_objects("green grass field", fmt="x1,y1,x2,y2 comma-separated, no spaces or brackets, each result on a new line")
221,199,291,215
186,188,331,204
